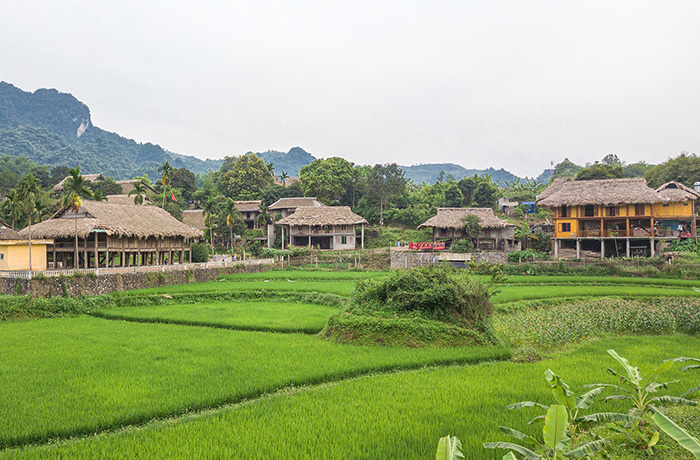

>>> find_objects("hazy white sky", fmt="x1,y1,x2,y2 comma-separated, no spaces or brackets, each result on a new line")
2,1,699,177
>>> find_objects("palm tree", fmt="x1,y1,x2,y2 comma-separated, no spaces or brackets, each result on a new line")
159,162,173,209
279,171,289,186
61,166,94,269
202,195,217,255
92,190,108,202
128,178,148,205
224,198,238,250
17,173,43,271
2,189,23,229
255,203,271,228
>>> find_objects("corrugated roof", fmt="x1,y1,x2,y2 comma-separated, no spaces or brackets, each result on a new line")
418,208,511,230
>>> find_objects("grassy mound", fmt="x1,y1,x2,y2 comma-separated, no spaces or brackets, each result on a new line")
321,265,497,347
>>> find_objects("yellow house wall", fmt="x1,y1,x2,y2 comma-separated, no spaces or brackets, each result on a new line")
652,201,693,217
0,243,48,271
554,219,579,238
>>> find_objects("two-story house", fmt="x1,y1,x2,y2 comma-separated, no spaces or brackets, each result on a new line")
276,206,367,250
537,178,698,258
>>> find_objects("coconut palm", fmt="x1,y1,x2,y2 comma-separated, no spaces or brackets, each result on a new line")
17,173,43,271
279,171,289,186
128,178,148,205
224,198,239,250
255,203,271,228
202,195,217,255
159,161,173,209
61,166,94,269
2,189,23,229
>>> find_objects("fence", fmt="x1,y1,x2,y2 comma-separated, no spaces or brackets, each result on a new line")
0,258,275,280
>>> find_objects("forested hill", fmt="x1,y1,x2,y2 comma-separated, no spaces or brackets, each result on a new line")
255,147,316,177
0,82,223,179
400,163,521,186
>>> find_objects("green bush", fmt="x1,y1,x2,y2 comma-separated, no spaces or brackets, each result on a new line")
507,249,550,263
190,243,209,263
450,239,473,253
353,265,493,325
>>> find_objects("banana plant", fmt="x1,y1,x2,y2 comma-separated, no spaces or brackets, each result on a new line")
651,408,700,458
484,369,608,459
588,350,697,420
435,435,464,460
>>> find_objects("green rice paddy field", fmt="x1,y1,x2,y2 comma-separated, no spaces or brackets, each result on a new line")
2,269,700,459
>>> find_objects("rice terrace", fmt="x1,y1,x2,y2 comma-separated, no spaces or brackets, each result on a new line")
2,265,700,459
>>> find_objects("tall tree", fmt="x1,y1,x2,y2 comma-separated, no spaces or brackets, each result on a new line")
224,198,238,249
575,163,624,181
366,163,407,229
202,195,218,254
219,154,274,199
17,173,43,271
645,153,700,188
158,161,174,208
2,189,23,229
299,157,354,204
61,166,94,269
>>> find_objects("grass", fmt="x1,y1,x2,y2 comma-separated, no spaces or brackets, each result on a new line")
219,270,388,281
3,335,698,459
498,274,700,288
0,316,509,448
125,279,359,296
91,300,339,333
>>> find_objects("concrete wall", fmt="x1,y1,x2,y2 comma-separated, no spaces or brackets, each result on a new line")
1,263,277,298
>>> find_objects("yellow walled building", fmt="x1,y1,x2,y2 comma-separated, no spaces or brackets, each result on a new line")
537,178,698,258
0,224,52,271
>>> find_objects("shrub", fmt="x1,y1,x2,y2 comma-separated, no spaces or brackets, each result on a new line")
507,249,549,263
450,239,473,253
190,243,209,263
353,265,493,325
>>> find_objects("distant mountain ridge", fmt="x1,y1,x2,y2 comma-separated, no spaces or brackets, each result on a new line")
0,82,223,179
254,147,316,177
399,163,521,187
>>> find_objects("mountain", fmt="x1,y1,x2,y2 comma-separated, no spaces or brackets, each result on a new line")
0,82,223,179
254,147,316,177
400,163,521,187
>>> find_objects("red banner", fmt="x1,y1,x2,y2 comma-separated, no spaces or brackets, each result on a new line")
408,242,445,251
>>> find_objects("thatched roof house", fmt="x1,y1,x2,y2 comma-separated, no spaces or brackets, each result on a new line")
418,208,510,230
20,201,202,240
182,210,205,231
52,174,106,192
276,206,367,250
277,206,367,226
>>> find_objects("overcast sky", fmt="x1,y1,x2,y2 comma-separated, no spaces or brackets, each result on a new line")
2,1,699,177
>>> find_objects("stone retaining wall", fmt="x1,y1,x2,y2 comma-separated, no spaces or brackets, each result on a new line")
390,250,507,269
2,262,277,298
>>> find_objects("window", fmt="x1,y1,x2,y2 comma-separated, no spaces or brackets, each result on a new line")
246,212,250,219
635,205,645,216
560,223,571,232
607,207,617,217
0,254,4,260
560,206,569,217
584,205,595,217
296,225,303,232
341,225,347,232
341,235,347,245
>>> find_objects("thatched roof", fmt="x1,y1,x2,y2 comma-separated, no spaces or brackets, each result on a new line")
53,174,106,192
105,195,151,205
19,201,203,239
235,200,262,212
536,177,569,201
269,197,324,210
655,181,700,202
115,180,157,195
277,206,367,226
0,222,22,240
418,208,511,230
182,210,205,231
537,178,666,207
